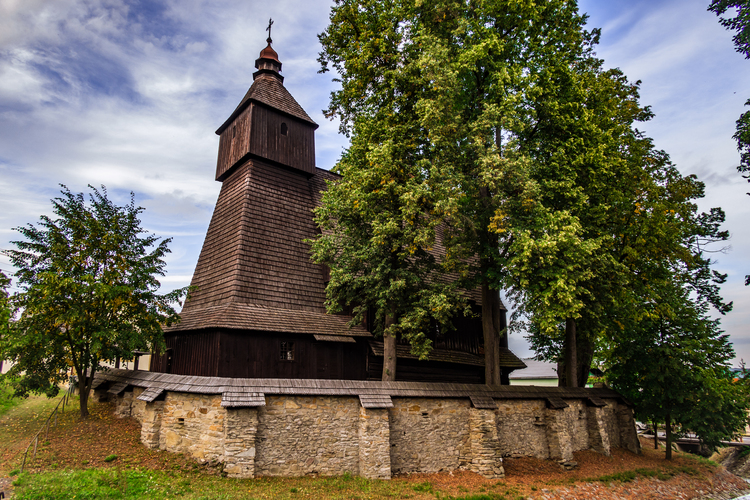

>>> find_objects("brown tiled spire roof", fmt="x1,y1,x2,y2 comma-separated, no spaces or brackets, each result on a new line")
178,162,335,316
216,44,317,135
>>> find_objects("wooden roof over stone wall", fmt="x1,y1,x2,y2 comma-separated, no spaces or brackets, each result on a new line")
95,368,628,410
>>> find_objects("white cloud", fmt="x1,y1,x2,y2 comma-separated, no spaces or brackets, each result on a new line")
1,0,748,363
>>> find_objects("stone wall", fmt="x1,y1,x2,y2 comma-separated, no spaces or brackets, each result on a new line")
389,398,471,475
110,390,640,480
160,393,227,464
255,396,360,476
496,399,548,459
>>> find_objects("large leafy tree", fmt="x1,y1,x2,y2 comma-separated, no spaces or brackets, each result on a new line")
709,0,750,284
313,1,465,380
318,0,590,384
1,186,188,418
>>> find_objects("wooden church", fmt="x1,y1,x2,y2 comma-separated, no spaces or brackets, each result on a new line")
150,36,525,384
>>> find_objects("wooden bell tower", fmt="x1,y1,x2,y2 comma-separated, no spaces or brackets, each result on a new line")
214,28,318,181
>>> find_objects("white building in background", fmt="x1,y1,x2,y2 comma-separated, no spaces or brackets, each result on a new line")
508,358,558,386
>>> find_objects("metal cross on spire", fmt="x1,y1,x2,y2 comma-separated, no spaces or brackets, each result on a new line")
266,18,274,44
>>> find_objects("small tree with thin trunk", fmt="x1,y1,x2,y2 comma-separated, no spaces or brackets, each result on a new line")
1,185,188,418
606,282,747,459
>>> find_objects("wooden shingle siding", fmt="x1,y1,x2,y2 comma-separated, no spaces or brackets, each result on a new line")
469,395,498,409
181,160,329,314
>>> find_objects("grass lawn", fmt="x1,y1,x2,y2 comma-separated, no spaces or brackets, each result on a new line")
0,392,738,500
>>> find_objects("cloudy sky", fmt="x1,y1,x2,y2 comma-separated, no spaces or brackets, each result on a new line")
1,0,748,362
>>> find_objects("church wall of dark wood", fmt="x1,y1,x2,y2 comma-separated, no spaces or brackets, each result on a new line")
154,331,369,379
216,104,252,181
216,104,315,180
214,331,368,380
250,106,315,175
151,331,220,376
365,353,484,384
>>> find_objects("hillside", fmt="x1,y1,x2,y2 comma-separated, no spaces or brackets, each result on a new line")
0,392,748,499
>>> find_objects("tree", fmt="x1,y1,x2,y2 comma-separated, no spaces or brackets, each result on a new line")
709,0,750,284
313,2,466,379
0,271,10,374
1,186,188,418
318,0,590,384
606,282,748,459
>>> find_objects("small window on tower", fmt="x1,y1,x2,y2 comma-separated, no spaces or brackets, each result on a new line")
280,122,288,136
280,341,295,361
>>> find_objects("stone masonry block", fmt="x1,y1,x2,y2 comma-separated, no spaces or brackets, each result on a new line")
467,408,504,479
545,407,574,464
358,407,391,480
223,407,258,479
586,406,611,456
616,404,641,455
141,401,165,449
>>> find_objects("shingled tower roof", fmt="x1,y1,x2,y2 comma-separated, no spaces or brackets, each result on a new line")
215,39,316,136
171,37,366,338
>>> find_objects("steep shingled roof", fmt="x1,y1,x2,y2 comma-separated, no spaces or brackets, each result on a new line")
216,73,317,134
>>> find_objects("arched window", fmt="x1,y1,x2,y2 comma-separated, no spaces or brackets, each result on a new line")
280,122,288,136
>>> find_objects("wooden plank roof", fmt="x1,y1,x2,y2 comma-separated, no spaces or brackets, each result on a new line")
359,394,394,409
221,391,266,408
216,72,317,134
95,368,626,404
137,387,164,402
368,341,526,370
173,163,355,335
469,395,498,409
168,302,370,337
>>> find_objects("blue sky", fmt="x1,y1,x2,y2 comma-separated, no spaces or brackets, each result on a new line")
1,0,748,362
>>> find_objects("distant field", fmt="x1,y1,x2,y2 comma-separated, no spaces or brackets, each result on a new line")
0,393,744,500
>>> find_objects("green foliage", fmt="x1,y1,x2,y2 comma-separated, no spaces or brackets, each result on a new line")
1,185,189,418
12,469,191,500
316,0,594,379
412,481,432,492
709,0,750,284
709,0,750,58
313,1,474,363
104,454,118,463
606,282,748,453
0,270,10,339
0,376,24,417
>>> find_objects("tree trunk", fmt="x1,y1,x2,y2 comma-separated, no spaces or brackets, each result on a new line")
382,310,397,381
576,328,594,387
653,420,659,449
499,309,510,385
77,370,90,420
565,317,578,388
557,359,567,387
665,413,673,460
482,283,502,386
